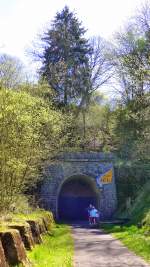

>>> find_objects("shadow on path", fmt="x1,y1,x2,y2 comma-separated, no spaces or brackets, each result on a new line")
71,221,150,267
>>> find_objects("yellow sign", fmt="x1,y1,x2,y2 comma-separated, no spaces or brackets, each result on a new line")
101,169,113,184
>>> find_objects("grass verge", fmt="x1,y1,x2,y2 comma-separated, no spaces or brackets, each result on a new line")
27,224,73,267
102,224,150,263
0,209,54,230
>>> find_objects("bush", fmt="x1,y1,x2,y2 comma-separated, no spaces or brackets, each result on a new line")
0,88,63,212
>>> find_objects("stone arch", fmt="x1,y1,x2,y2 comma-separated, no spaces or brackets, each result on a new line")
39,152,117,220
57,174,99,220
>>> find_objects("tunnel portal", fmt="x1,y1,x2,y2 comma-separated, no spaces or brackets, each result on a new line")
58,175,98,220
39,152,117,220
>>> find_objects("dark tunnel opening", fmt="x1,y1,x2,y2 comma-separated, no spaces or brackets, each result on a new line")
58,175,98,221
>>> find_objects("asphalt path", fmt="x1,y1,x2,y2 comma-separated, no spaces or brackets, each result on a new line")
72,222,150,267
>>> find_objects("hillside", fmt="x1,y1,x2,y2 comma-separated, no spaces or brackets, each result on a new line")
103,181,150,263
119,181,150,224
129,181,150,224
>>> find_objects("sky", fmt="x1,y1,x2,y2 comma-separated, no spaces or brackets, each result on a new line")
0,0,145,78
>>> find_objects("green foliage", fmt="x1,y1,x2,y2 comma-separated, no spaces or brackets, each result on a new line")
110,7,150,203
77,101,114,151
20,79,57,105
115,161,150,210
28,224,73,267
57,91,115,151
113,95,150,207
113,26,150,102
0,88,63,211
143,211,150,228
113,95,150,158
126,181,150,224
0,209,54,236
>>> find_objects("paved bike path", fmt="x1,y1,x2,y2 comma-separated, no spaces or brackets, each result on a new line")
72,223,150,267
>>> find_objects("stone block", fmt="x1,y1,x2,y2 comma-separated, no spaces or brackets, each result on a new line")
9,224,34,250
0,229,29,267
0,239,8,267
27,220,42,244
38,220,47,234
43,214,53,231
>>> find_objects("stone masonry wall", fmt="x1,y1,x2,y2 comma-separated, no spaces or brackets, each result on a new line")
39,152,117,219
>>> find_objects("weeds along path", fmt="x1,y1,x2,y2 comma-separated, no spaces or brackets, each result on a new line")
28,224,73,267
72,223,150,267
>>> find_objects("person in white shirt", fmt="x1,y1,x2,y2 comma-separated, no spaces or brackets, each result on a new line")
89,206,99,224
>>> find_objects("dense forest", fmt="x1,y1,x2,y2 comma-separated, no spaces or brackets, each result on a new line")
0,4,149,215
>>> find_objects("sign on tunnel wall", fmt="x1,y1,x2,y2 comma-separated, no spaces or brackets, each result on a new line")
96,168,113,186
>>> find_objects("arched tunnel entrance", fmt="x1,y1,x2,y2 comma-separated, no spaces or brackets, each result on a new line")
58,175,99,221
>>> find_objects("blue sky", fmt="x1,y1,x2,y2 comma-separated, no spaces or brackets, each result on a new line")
0,0,145,76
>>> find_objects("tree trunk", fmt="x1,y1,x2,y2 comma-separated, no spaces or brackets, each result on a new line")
64,88,68,105
83,110,86,149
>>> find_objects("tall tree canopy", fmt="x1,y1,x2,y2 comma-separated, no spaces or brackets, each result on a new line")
40,6,92,106
0,54,25,89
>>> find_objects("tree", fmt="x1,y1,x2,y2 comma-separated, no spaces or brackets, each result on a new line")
81,102,113,151
89,37,113,92
77,36,113,111
75,37,113,145
108,2,150,160
108,12,150,205
0,87,64,211
0,54,25,89
39,6,92,106
111,2,150,104
112,29,149,103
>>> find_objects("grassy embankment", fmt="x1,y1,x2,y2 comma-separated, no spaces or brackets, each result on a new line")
102,181,150,263
0,209,53,231
28,224,73,267
0,210,73,267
